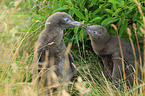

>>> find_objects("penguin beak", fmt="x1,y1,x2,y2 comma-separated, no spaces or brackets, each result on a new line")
82,24,91,33
63,17,81,26
82,24,101,36
67,20,82,26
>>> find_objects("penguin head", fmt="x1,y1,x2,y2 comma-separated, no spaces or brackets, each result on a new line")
45,12,81,29
82,24,109,41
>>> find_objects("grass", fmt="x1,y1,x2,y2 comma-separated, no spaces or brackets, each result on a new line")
0,0,145,95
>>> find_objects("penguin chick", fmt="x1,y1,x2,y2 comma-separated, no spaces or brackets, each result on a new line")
37,12,81,86
82,24,142,87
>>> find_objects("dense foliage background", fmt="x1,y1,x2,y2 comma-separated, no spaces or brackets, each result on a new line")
0,0,145,95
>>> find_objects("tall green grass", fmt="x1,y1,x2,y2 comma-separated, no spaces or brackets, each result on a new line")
0,0,145,95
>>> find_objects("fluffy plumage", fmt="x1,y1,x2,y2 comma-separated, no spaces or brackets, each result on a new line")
37,12,81,87
82,25,143,86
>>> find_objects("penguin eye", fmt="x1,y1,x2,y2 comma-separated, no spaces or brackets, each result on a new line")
66,19,69,22
92,30,101,36
63,18,70,22
93,31,97,34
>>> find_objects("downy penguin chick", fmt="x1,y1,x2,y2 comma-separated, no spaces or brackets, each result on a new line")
37,12,81,87
82,24,142,87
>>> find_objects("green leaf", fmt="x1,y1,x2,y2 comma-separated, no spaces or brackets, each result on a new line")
85,8,89,21
109,0,121,4
99,4,105,8
92,9,101,15
31,15,44,20
105,9,114,14
79,0,85,8
90,17,101,22
121,0,124,5
128,0,134,2
79,28,85,41
119,20,128,36
74,26,79,34
101,17,118,26
53,7,69,12
90,0,97,7
65,1,73,5
71,8,86,20
59,0,65,7
112,8,121,16
113,3,117,10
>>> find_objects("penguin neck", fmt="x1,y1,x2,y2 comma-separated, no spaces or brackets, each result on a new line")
90,35,111,55
44,24,64,46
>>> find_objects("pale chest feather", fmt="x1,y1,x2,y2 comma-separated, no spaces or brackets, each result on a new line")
91,41,107,55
